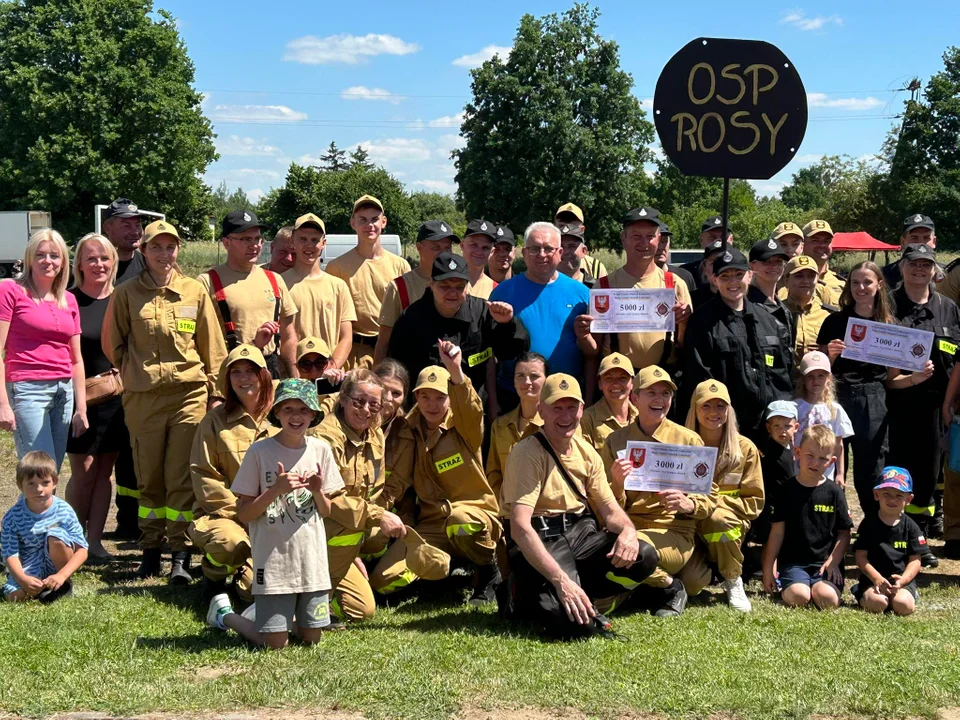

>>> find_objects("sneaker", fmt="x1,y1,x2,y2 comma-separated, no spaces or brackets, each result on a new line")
653,578,688,618
38,579,73,604
721,577,752,613
206,593,233,630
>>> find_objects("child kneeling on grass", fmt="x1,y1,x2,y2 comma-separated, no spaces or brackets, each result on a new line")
762,425,853,609
207,379,345,649
2,451,87,602
852,467,924,616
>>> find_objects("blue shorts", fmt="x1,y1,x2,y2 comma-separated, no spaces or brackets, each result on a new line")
779,563,844,596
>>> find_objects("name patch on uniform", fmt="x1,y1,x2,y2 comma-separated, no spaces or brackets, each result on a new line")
177,319,197,333
435,453,464,474
468,347,493,367
177,305,199,319
765,355,774,367
814,504,834,513
939,339,958,355
894,540,907,549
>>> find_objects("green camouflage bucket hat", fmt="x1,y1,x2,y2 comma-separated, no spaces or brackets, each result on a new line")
269,378,323,428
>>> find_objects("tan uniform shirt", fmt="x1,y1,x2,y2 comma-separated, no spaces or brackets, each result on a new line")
940,265,960,307
282,267,357,351
601,419,717,532
105,270,226,395
326,248,411,337
190,405,276,521
486,407,543,506
819,268,846,306
601,265,692,370
380,414,417,524
714,435,765,521
379,268,431,328
198,264,298,356
785,295,834,361
467,273,497,300
580,397,639,454
502,433,615,516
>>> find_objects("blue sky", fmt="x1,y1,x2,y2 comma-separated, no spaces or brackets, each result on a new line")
163,0,960,203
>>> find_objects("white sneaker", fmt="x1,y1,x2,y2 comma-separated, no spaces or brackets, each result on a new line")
206,593,233,630
722,577,752,613
241,602,256,622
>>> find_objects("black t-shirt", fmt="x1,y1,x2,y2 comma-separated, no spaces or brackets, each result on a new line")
69,288,113,377
115,251,145,286
854,512,925,579
817,308,889,386
756,435,796,509
771,479,853,565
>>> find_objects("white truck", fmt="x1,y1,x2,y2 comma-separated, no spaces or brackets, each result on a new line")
0,210,51,278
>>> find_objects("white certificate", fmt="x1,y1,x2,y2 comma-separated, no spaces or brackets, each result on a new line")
589,288,676,333
618,442,717,494
841,317,934,372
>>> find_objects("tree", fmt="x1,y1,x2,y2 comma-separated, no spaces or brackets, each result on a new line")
211,181,253,222
454,4,654,249
318,141,349,172
781,165,830,211
349,146,374,171
408,191,467,238
0,0,216,241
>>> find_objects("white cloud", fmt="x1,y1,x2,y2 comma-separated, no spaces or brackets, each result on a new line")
780,10,843,31
246,188,266,203
217,135,280,157
640,98,654,113
412,180,456,194
284,33,419,65
429,112,465,128
793,153,825,164
750,179,787,197
452,45,512,69
212,168,282,183
340,86,404,104
208,105,307,123
435,134,466,157
807,93,882,110
350,138,434,165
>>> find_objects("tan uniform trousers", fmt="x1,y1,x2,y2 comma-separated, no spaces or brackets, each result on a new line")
678,507,749,596
124,383,206,550
188,516,253,600
636,527,695,589
325,520,377,622
370,506,500,594
944,460,960,542
345,342,375,371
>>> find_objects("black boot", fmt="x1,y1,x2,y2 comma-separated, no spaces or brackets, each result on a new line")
945,539,960,560
169,551,192,585
930,493,945,539
653,577,688,618
916,518,940,568
468,562,501,605
137,548,163,578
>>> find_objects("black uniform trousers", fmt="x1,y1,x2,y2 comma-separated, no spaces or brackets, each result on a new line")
837,381,888,517
114,406,138,533
887,389,941,524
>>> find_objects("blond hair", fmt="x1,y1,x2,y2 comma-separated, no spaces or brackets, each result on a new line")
794,370,838,420
799,424,836,451
19,229,71,309
72,233,119,289
15,451,58,488
685,401,744,474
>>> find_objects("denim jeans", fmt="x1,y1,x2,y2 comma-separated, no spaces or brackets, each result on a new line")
7,379,73,470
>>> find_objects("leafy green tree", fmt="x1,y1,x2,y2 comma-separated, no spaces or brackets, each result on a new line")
408,191,466,237
211,181,253,220
781,165,830,211
0,0,216,241
454,3,653,250
318,141,349,172
349,146,374,171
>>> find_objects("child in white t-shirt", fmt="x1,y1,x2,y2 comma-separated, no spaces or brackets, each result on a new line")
794,351,854,485
206,379,344,649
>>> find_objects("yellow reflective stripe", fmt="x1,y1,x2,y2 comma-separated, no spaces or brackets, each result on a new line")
703,526,743,544
467,347,493,367
360,546,389,560
937,482,945,491
446,522,484,538
328,532,365,547
138,505,167,520
605,571,640,590
718,489,741,497
906,503,935,516
331,596,345,621
939,339,958,355
117,486,141,499
205,553,237,573
377,568,417,594
166,508,193,522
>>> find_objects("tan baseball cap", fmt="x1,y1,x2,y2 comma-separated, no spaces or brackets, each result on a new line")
142,219,180,245
403,526,451,581
772,221,803,240
692,379,731,407
413,366,450,394
217,344,267,397
634,365,677,392
296,336,331,361
353,194,384,213
599,353,635,378
294,213,326,234
786,255,819,275
540,373,583,405
802,219,834,238
555,202,584,222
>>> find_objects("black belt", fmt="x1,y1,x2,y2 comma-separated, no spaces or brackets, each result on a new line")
530,513,585,540
352,333,377,348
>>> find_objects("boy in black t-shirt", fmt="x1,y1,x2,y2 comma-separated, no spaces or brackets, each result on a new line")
750,400,800,544
762,425,853,609
853,466,924,616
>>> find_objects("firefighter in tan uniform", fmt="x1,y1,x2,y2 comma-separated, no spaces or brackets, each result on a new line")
601,366,718,617
104,220,227,582
580,353,638,452
282,213,356,370
782,255,837,363
313,370,407,622
678,380,763,612
371,343,501,602
327,196,410,370
189,344,276,600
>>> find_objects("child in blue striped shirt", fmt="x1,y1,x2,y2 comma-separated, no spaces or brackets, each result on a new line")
2,451,87,602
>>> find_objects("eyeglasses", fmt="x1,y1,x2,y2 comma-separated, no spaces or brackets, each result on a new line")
525,246,558,256
297,357,328,371
348,396,382,414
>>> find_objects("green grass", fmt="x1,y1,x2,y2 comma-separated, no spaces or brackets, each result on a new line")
178,241,226,278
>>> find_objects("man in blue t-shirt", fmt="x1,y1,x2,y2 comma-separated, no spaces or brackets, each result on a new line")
490,222,594,413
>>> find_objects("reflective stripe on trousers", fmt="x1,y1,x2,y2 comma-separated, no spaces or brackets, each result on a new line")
702,526,743,543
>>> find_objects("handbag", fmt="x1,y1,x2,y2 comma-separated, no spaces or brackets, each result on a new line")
85,368,123,407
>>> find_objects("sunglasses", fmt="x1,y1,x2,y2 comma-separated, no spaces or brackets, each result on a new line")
297,357,328,372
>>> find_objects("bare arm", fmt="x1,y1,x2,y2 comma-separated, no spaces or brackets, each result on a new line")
69,335,88,437
0,320,15,430
279,314,299,378
374,324,392,365
332,321,353,370
762,521,785,593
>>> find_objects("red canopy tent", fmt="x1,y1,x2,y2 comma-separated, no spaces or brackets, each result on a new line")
831,231,898,252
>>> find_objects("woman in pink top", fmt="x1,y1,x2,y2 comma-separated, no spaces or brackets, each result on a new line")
0,229,88,469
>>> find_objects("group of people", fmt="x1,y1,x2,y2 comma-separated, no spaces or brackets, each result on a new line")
1,193,958,644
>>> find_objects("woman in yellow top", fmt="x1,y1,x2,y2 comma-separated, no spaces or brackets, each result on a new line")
189,344,274,600
105,220,226,583
487,351,547,504
314,369,406,622
580,352,639,453
678,380,763,613
372,341,501,604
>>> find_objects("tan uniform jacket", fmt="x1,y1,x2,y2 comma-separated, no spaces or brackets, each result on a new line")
784,294,835,361
486,407,543,505
380,414,417,523
580,397,639,453
819,268,846,306
714,435,765,521
467,273,497,300
326,248,411,337
601,419,717,532
190,405,276,521
106,270,227,395
379,269,431,328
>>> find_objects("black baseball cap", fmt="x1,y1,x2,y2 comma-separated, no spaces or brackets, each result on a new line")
222,209,267,237
901,243,937,262
495,225,515,246
749,238,789,263
464,219,498,240
103,198,143,221
622,207,661,227
703,239,726,258
432,251,470,281
417,220,460,244
558,223,585,240
903,213,935,234
701,215,725,233
713,247,749,274
659,223,672,238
